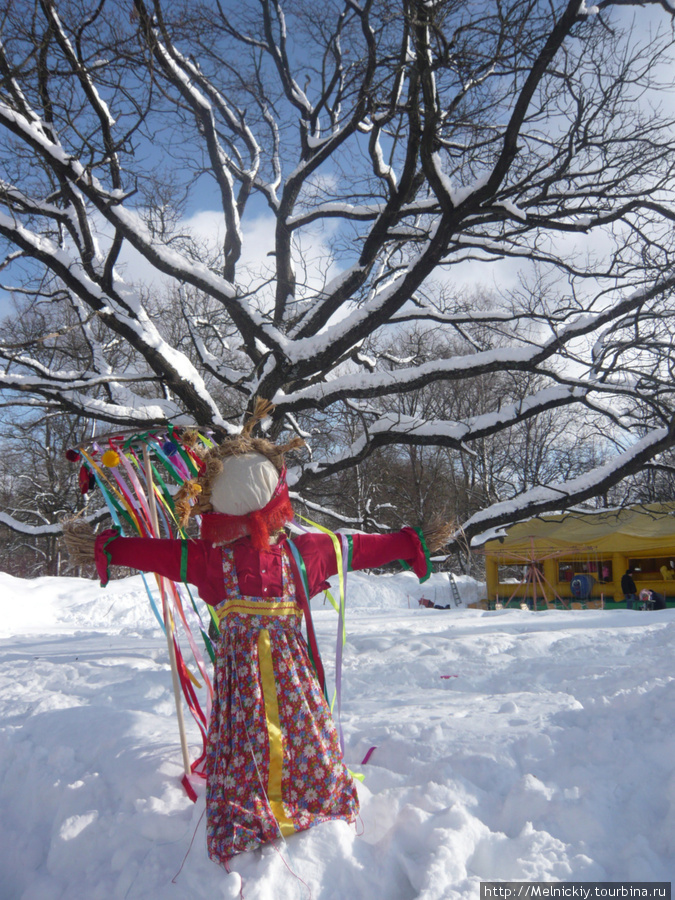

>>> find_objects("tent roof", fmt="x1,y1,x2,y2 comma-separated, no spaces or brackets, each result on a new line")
483,503,675,556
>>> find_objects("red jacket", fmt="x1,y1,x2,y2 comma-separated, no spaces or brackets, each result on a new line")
94,527,431,605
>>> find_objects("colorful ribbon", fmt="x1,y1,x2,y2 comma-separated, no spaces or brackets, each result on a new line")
76,429,217,789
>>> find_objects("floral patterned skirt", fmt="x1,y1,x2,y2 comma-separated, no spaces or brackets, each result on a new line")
205,609,358,862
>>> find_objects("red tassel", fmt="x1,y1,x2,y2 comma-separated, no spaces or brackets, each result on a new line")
200,490,294,549
247,509,269,550
78,465,95,494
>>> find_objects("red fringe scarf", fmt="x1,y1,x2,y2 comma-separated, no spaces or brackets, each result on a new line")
199,469,293,550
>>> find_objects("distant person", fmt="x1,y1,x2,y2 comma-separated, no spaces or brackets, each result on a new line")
640,588,667,610
652,591,667,610
418,597,450,609
621,567,637,609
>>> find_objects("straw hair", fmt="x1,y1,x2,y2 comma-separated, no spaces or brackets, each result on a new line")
241,397,275,437
421,519,455,554
61,515,97,565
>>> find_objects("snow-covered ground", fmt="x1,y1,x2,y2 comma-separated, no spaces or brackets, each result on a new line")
1,568,673,900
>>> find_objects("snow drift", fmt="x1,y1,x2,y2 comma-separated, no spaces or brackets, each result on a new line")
1,569,673,899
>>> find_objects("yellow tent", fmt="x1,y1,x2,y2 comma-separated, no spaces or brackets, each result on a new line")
480,503,675,609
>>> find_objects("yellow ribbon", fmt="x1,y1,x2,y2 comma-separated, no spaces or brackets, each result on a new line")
297,515,346,646
296,515,348,715
215,598,303,623
257,628,295,836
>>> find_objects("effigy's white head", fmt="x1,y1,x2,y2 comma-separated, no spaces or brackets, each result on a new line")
209,452,279,516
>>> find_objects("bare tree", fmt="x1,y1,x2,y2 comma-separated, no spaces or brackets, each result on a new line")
0,0,674,548
0,410,94,575
321,322,610,542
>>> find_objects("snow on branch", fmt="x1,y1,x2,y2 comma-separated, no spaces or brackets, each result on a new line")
296,384,585,482
0,507,108,537
465,425,675,545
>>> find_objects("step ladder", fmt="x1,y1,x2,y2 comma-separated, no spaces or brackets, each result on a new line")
449,573,462,607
